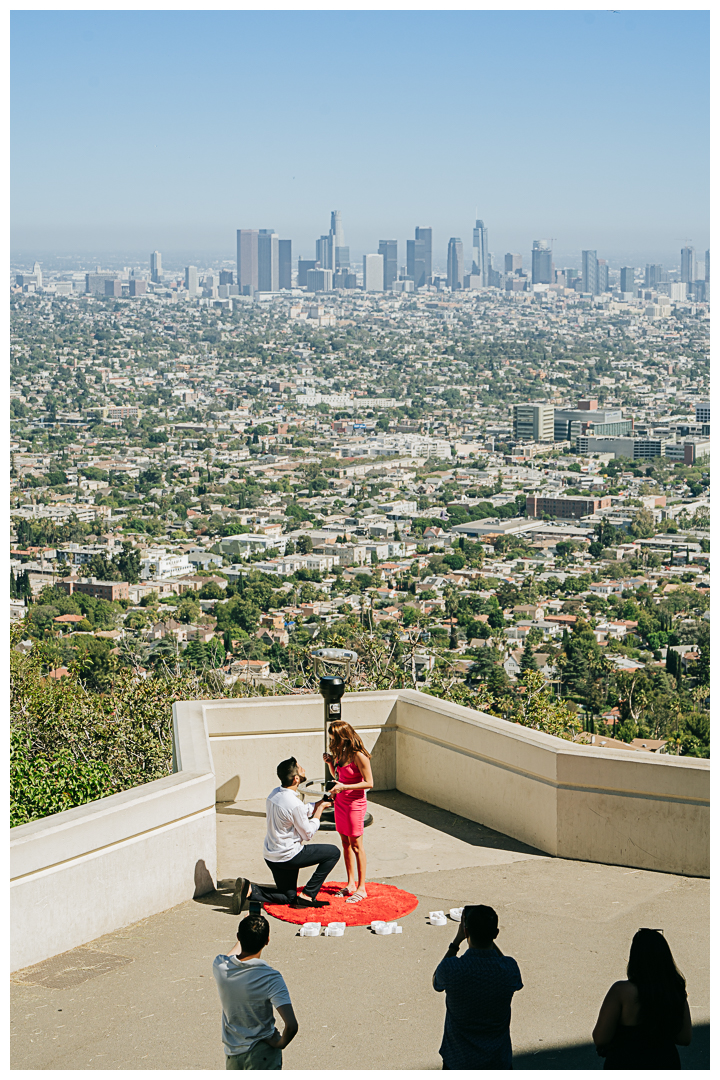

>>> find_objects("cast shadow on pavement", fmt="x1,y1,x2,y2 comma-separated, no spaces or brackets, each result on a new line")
511,1023,709,1070
367,789,548,857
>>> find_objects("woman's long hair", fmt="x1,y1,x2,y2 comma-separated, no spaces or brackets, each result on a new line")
327,720,371,765
627,929,686,1036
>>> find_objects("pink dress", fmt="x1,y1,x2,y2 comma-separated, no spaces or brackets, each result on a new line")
333,759,367,837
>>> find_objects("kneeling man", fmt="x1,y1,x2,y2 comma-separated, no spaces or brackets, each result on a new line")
233,757,340,911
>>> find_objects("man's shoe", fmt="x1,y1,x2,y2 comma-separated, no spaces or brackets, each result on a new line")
291,896,330,908
231,877,251,916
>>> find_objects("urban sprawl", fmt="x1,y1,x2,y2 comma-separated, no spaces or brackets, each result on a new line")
10,213,710,757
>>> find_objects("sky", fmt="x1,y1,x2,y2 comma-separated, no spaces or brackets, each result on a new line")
11,9,710,269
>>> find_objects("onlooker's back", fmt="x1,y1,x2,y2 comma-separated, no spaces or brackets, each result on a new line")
437,945,522,1068
213,914,298,1070
433,904,522,1070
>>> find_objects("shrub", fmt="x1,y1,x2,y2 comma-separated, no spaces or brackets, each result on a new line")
10,627,217,827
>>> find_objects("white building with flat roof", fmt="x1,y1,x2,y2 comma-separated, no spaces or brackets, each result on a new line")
363,254,384,292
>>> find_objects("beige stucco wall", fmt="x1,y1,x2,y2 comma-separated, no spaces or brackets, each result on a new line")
10,702,216,972
394,692,560,854
203,691,397,802
554,745,709,876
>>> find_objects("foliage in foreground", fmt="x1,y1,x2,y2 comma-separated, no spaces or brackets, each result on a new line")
10,625,223,827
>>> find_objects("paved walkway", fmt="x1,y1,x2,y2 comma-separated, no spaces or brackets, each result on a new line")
11,790,709,1070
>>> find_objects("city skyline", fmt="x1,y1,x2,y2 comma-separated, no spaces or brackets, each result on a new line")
11,9,709,260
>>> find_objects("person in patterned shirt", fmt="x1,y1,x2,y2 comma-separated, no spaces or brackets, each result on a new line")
433,905,523,1070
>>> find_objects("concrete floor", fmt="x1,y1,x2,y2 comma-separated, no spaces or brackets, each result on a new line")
11,790,709,1070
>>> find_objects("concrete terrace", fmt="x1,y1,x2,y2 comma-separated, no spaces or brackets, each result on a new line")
11,789,709,1071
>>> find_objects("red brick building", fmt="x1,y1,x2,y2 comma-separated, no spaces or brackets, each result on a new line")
525,494,611,520
59,578,129,601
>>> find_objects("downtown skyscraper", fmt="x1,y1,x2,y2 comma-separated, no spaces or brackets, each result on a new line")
582,249,598,294
531,240,553,284
407,226,432,288
150,251,162,283
258,230,279,292
237,230,258,295
447,237,464,290
238,228,290,293
472,220,489,286
330,211,349,270
378,240,398,291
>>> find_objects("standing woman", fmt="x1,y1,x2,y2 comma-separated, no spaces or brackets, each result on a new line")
323,720,373,904
592,928,692,1069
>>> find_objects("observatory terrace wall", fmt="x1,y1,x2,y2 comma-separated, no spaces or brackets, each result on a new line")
11,690,709,971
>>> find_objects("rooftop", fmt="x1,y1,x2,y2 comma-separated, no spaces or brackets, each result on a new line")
11,789,708,1070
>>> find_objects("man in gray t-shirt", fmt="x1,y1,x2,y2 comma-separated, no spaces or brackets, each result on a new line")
213,914,298,1070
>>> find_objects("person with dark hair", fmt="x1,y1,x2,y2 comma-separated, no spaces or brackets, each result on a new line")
592,928,692,1069
323,720,374,903
231,758,341,912
433,905,523,1070
213,914,298,1069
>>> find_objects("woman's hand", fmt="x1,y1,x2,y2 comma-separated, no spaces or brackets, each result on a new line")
328,782,345,794
322,753,333,765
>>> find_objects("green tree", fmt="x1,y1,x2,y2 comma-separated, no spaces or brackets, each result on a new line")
176,595,201,623
497,670,582,741
630,509,656,539
520,639,538,672
10,627,225,827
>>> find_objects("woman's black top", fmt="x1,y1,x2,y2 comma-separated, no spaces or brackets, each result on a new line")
602,1023,681,1070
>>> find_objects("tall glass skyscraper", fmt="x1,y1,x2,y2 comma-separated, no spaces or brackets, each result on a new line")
237,230,259,295
330,210,345,246
472,220,489,285
681,246,695,283
258,230,279,292
330,211,349,270
408,227,432,288
150,251,162,283
316,234,335,270
582,249,598,294
447,238,464,290
415,226,432,285
278,240,292,290
378,240,398,291
532,240,553,284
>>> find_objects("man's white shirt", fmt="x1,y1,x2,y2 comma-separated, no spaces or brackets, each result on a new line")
263,785,319,862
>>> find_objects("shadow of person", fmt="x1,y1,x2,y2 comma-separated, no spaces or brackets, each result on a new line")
194,877,281,914
194,859,215,898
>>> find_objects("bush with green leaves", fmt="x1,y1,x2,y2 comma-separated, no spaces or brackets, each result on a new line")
10,626,220,827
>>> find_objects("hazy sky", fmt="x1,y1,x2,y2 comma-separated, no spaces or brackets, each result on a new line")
11,9,709,268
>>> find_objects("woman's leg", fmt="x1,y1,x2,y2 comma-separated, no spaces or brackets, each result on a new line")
349,834,366,896
340,833,356,893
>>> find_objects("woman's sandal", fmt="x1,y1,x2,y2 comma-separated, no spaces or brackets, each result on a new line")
345,890,367,904
336,887,354,897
